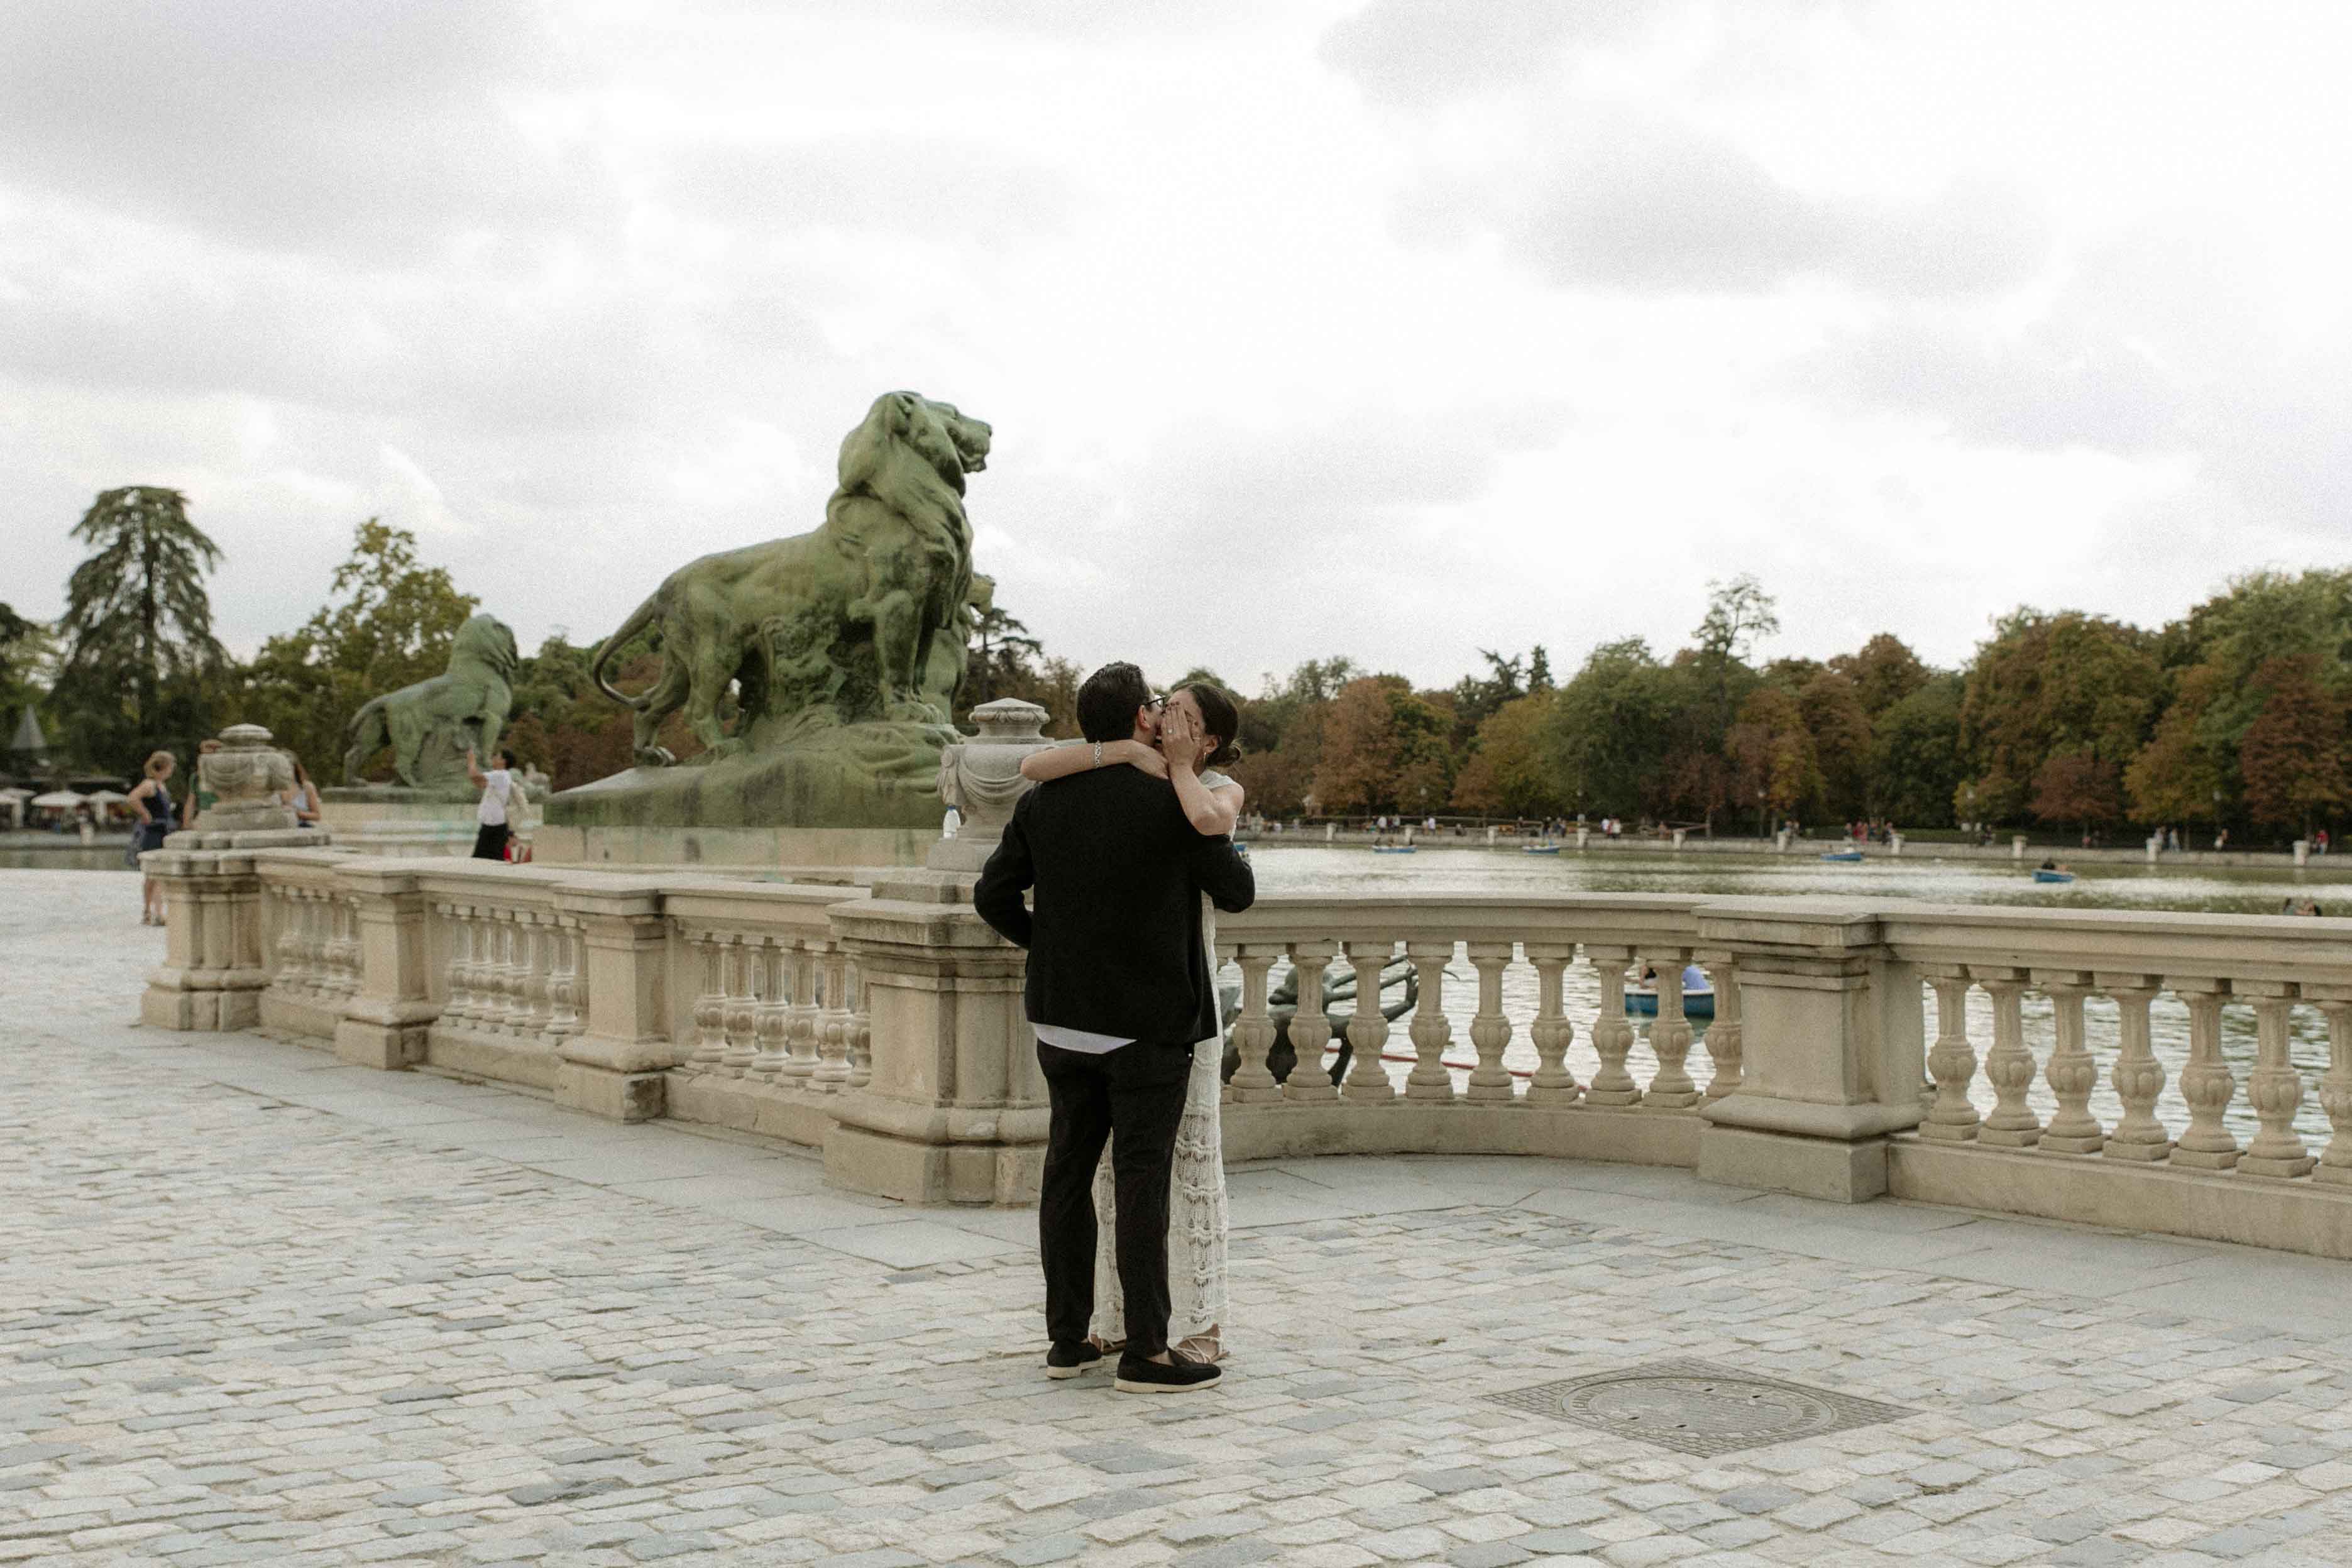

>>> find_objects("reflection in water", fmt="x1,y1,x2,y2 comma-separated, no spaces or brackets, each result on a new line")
1238,845,2349,1144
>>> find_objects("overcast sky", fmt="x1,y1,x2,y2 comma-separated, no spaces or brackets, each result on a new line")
4,0,2349,694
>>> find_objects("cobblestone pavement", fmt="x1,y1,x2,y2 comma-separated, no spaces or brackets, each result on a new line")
9,868,2352,1567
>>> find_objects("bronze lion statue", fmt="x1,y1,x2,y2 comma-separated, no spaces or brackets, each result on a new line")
591,392,989,765
342,613,519,788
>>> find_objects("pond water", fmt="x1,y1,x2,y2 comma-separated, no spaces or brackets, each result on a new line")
1240,844,2349,1145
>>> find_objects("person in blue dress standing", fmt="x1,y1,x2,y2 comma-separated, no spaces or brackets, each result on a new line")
127,750,180,925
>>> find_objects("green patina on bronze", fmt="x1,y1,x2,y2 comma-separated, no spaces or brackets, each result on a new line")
552,392,991,831
341,613,519,789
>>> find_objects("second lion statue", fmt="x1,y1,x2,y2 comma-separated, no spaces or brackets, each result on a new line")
591,392,990,766
342,613,520,788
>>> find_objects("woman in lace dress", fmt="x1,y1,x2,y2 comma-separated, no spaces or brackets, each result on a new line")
1018,682,1246,1362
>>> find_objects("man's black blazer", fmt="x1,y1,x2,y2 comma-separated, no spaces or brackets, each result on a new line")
973,766,1255,1045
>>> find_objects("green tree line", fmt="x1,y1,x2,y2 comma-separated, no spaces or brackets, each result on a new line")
9,489,2349,845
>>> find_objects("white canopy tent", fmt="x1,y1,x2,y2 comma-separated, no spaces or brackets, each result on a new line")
29,790,86,809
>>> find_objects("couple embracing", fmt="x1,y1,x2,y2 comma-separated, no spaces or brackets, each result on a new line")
975,662,1253,1395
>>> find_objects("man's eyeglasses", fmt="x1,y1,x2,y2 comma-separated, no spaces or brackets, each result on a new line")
1146,695,1168,712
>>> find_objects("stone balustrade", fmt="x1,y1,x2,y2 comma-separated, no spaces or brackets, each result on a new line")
136,849,2352,1258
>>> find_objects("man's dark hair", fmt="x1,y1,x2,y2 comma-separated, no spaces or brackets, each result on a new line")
497,748,516,769
1179,682,1243,768
1075,662,1151,743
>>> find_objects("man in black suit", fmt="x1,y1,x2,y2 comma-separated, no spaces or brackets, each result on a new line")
974,662,1255,1394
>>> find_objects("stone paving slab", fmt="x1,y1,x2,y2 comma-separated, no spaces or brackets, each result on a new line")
9,869,2352,1567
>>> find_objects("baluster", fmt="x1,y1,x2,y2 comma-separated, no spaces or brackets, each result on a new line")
1698,953,1740,1100
2036,970,2103,1154
546,919,581,1040
2099,974,2169,1161
435,903,466,1025
1920,965,1979,1139
1226,946,1283,1104
459,908,486,1028
2239,982,2315,1178
1645,948,1700,1110
1283,941,1339,1102
1524,943,1578,1105
816,945,854,1088
784,940,822,1080
474,909,504,1031
525,915,556,1039
749,938,790,1078
2312,995,2352,1186
470,906,497,1028
847,958,871,1088
495,911,522,1032
268,888,294,990
1973,967,2040,1147
1341,941,1399,1101
1464,942,1515,1102
688,929,727,1069
2168,977,2239,1170
1400,940,1456,1102
1584,945,1641,1106
341,897,363,999
722,936,759,1075
291,891,317,998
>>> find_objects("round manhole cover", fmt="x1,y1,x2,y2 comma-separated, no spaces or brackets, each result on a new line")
1486,1359,1913,1457
1570,1374,1837,1442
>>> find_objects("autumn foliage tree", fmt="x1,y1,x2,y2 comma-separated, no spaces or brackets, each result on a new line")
2238,656,2351,836
2030,749,2123,836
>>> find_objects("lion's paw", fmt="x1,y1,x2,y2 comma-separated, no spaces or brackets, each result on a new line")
635,746,678,768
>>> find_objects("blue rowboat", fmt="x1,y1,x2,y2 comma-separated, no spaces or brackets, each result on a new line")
1625,989,1717,1019
1820,850,1864,863
2033,869,2075,884
1372,845,1417,855
1521,843,1561,855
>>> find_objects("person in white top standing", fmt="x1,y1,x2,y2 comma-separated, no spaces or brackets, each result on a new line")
466,746,517,862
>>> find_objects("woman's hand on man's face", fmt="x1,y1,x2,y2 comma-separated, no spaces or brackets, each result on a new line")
1157,704,1202,769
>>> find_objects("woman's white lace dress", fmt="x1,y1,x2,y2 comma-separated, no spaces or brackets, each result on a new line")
1088,773,1231,1359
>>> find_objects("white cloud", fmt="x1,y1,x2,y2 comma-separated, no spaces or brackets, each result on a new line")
3,0,2351,698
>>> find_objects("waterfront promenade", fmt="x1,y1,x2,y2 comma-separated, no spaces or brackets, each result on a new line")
9,870,2352,1567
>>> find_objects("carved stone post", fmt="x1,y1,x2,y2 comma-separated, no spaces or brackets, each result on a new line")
2168,977,2240,1170
2239,980,2315,1179
2310,990,2352,1187
1341,940,1399,1102
1463,942,1515,1103
1525,943,1580,1105
551,879,674,1121
333,860,438,1071
1403,940,1456,1102
2099,975,2170,1161
1226,946,1284,1104
1694,901,1924,1203
1645,948,1700,1110
1973,968,2040,1148
2035,970,2103,1154
1584,944,1642,1107
825,872,1043,1205
140,845,275,1031
1282,941,1339,1102
1698,953,1741,1101
1917,965,1982,1140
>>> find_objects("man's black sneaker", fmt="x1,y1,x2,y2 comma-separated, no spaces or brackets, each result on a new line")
1045,1340,1104,1379
1114,1355,1222,1394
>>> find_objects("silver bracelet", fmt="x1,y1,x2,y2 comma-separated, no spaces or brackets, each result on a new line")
1091,742,1104,768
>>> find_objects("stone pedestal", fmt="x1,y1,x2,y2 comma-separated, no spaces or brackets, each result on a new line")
1692,899,1925,1202
554,877,674,1121
333,862,437,1070
141,844,275,1031
822,870,1045,1204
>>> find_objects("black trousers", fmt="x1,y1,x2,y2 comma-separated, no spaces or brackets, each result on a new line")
471,823,511,861
1036,1038,1192,1359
